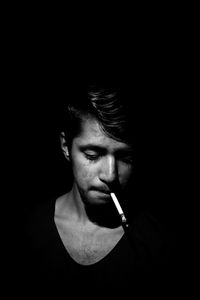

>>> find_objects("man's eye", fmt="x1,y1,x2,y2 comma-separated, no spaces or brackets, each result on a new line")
84,152,99,161
120,157,133,164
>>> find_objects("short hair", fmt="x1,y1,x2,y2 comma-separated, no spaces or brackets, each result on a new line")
62,83,136,151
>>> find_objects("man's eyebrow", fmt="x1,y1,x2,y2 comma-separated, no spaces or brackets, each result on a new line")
79,144,106,151
79,144,133,154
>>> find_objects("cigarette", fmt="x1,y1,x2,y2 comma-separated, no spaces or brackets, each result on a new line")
110,192,127,224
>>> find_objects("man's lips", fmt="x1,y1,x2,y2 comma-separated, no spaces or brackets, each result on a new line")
91,188,111,195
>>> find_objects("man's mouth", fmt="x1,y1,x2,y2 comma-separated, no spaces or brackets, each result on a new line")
92,188,111,195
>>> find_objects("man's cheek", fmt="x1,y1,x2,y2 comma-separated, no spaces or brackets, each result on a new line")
81,168,94,182
121,169,133,187
75,163,93,181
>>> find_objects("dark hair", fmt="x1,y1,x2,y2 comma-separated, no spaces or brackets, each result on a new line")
62,83,136,150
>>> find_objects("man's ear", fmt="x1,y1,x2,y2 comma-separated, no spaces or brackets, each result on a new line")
60,132,70,161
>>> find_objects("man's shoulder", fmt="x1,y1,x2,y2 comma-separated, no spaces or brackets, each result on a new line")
131,210,176,263
25,197,56,247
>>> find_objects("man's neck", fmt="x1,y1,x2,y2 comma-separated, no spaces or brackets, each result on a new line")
57,184,122,228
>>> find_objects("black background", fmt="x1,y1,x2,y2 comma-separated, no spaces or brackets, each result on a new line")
2,10,193,297
6,28,185,228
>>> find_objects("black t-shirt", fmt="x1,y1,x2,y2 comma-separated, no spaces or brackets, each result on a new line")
21,198,178,297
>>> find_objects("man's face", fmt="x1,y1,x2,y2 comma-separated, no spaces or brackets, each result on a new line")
70,117,134,205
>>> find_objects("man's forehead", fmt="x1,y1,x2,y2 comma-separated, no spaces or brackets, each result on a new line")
80,118,104,138
74,118,132,151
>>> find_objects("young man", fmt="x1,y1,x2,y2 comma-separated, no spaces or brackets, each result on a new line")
25,83,176,297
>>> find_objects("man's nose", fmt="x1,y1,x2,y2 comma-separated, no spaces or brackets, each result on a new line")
99,156,118,184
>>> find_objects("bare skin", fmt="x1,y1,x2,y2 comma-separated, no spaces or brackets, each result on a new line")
55,194,124,265
54,117,134,265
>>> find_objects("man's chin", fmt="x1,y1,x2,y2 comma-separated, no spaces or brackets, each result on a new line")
83,198,120,228
83,197,111,206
